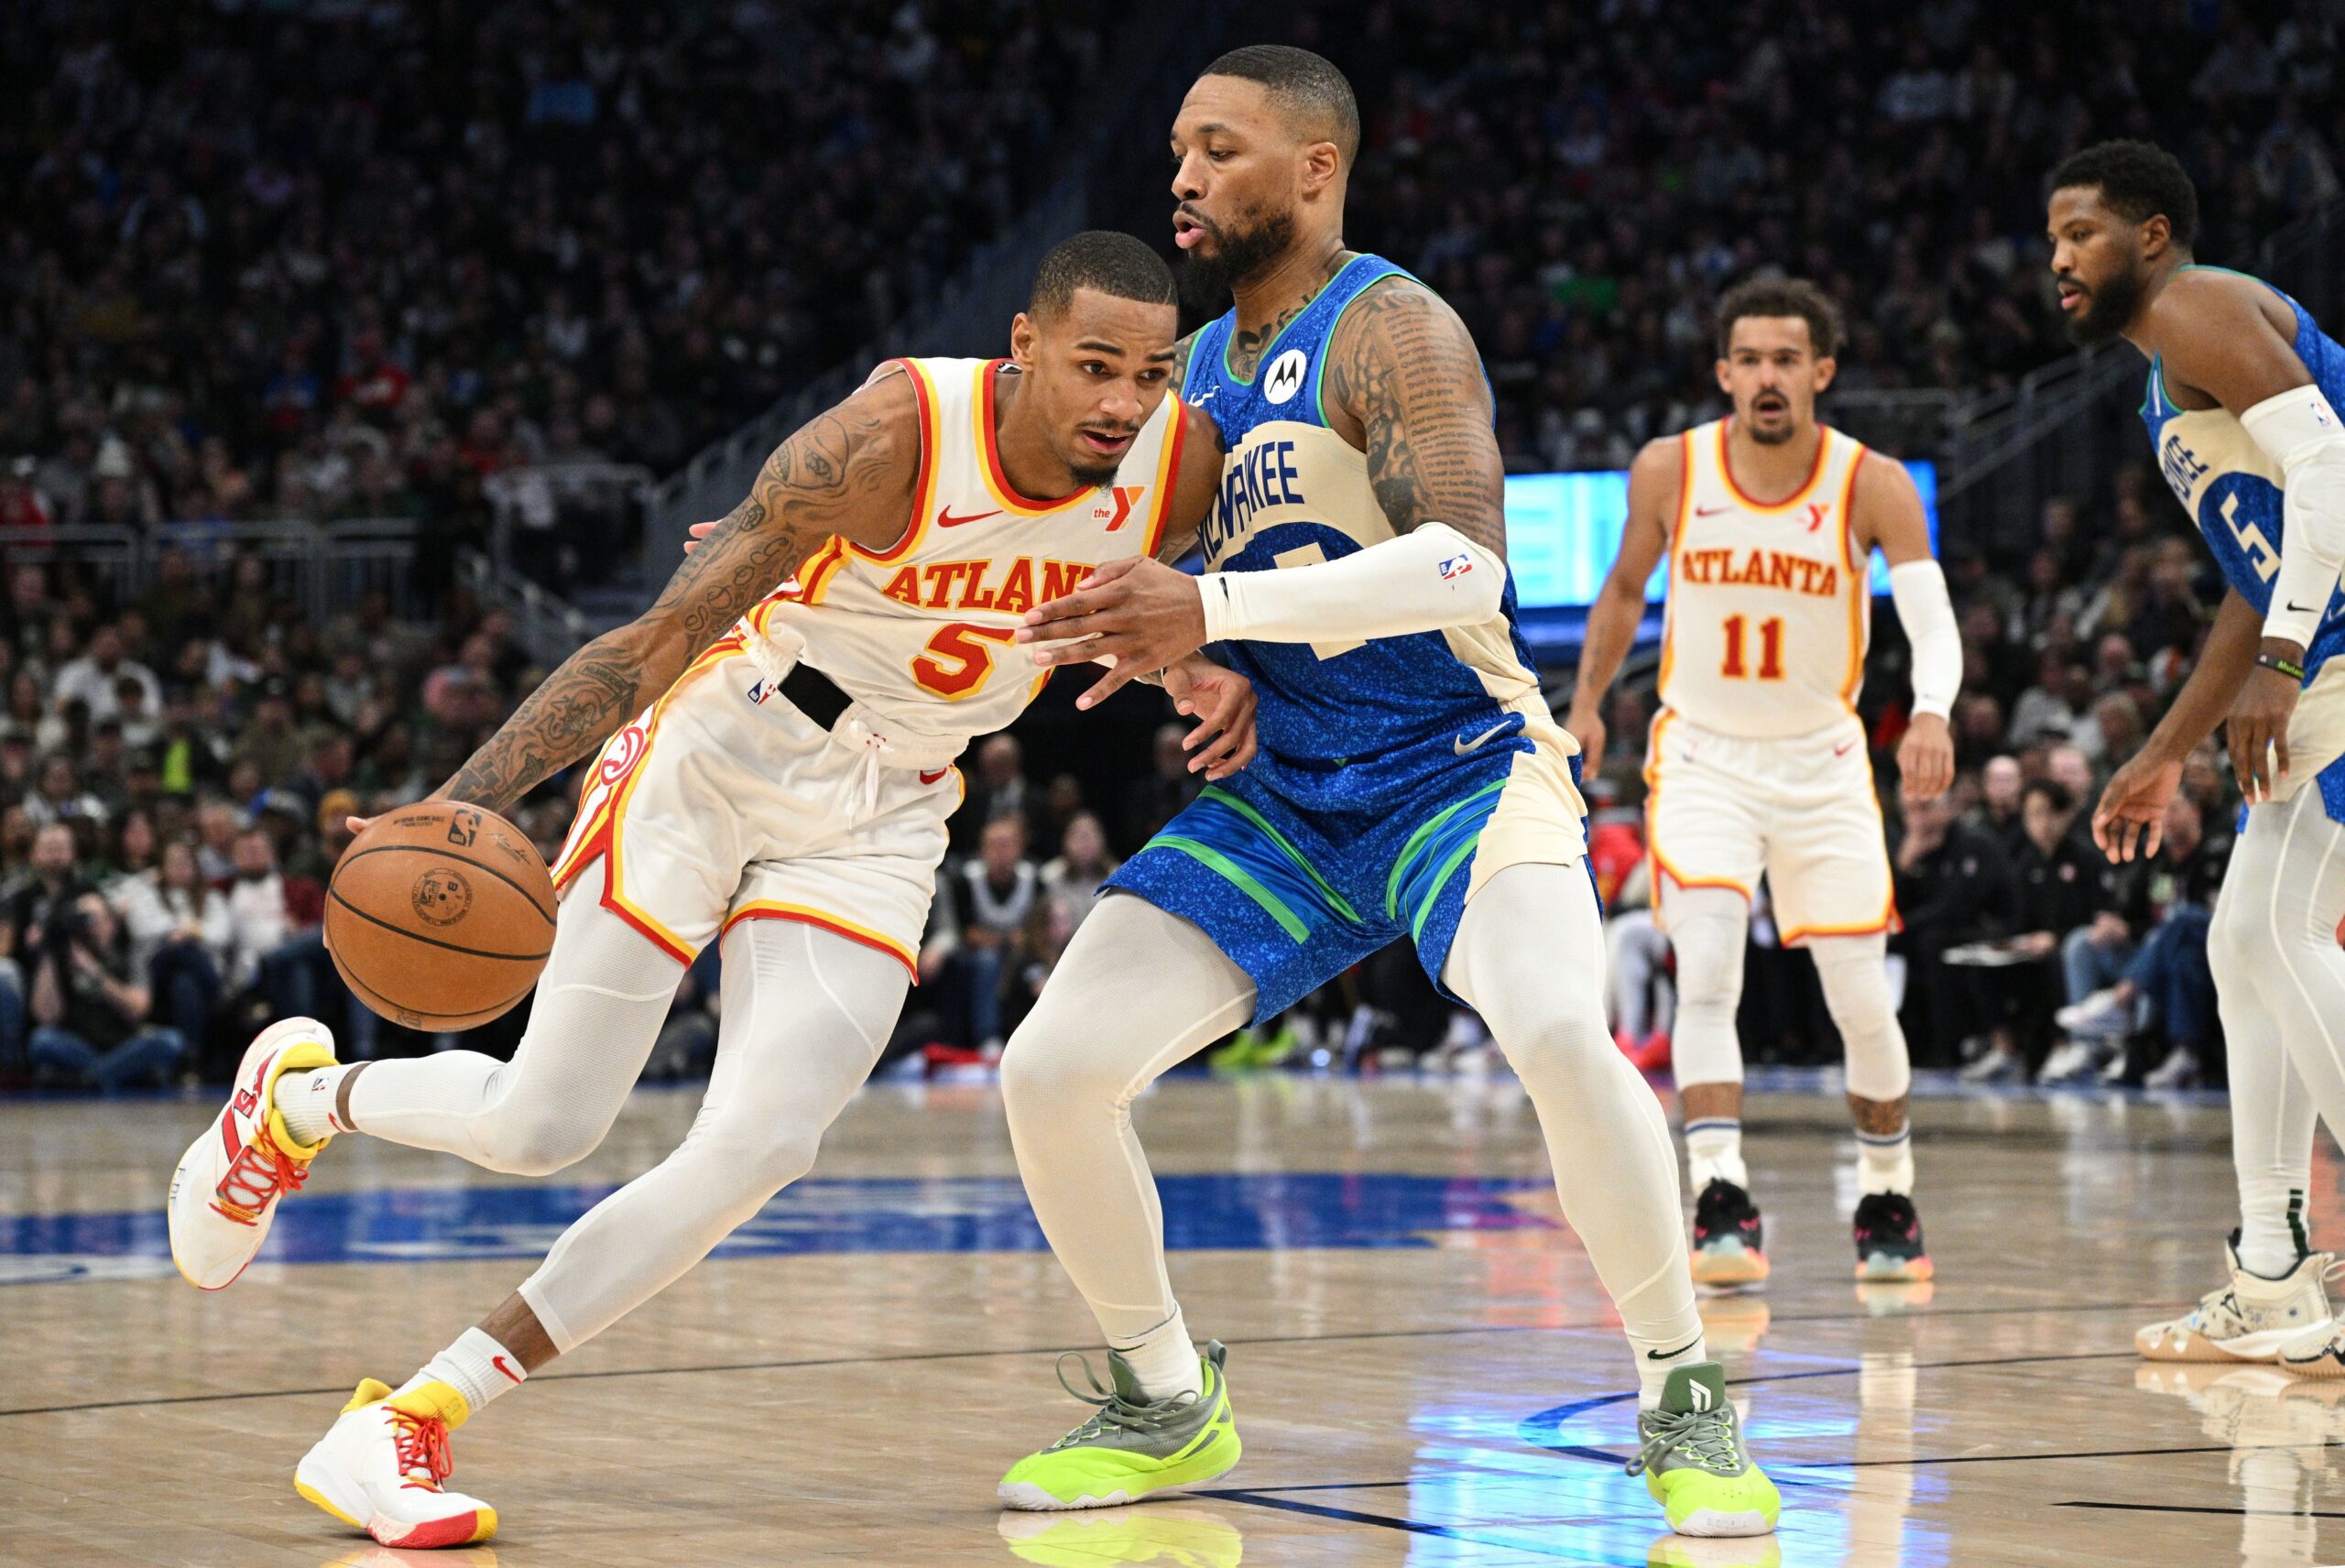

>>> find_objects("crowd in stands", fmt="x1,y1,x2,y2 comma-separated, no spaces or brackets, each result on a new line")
1,0,1110,586
1265,0,2342,468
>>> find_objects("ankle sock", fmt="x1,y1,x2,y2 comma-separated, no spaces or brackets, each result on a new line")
1111,1308,1203,1401
1685,1119,1746,1191
2238,1187,2310,1279
1632,1327,1708,1410
276,1063,354,1147
1856,1125,1915,1196
398,1328,527,1427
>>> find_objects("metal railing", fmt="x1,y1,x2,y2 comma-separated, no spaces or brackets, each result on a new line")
456,548,594,669
3,517,429,626
485,461,654,591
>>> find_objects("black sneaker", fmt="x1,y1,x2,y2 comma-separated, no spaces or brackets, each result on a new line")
1691,1178,1768,1287
1853,1192,1934,1281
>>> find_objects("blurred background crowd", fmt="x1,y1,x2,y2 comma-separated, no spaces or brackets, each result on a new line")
4,0,2337,1094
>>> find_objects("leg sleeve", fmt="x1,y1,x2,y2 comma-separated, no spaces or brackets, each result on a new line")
2209,867,2320,1264
346,894,683,1177
1810,931,1912,1103
517,919,908,1353
2217,791,2345,1176
998,892,1255,1343
1443,863,1702,1365
1663,886,1750,1091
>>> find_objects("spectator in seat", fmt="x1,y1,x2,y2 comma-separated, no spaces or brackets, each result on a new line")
110,835,233,1065
1039,810,1119,936
27,891,187,1091
2056,793,2230,1088
1892,791,2017,1067
49,623,161,725
1964,779,2110,1083
955,734,1041,855
951,815,1040,1053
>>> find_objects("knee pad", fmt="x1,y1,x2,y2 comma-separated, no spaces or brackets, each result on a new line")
1811,934,1910,1102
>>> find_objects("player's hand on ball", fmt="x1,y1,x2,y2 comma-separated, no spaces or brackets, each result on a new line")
1895,713,1954,802
1164,657,1258,780
2225,659,2301,803
1018,558,1209,708
2092,749,2182,863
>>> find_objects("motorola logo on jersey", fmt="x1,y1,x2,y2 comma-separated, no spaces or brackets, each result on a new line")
1262,348,1309,405
1201,438,1307,559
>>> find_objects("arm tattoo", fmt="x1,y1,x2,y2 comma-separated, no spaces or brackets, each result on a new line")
438,391,911,815
1325,280,1508,558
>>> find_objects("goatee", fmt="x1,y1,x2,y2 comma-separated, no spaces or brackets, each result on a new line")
1180,209,1298,314
2062,268,2143,348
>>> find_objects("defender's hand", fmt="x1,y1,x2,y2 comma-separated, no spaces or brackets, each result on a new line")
1020,558,1209,708
2092,750,2182,863
683,520,721,554
1896,713,1954,803
1163,658,1258,780
2226,660,2301,804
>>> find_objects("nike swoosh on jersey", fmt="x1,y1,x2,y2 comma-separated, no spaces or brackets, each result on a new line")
1834,739,1859,756
1694,504,1733,516
1453,721,1514,755
937,506,1003,528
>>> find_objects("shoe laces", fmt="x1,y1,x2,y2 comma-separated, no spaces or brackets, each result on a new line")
211,1127,311,1225
386,1406,453,1492
1046,1353,1199,1448
1628,1405,1743,1478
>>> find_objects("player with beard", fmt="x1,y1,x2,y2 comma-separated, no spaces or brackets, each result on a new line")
1566,278,1959,1290
2046,141,2345,1374
990,46,1780,1539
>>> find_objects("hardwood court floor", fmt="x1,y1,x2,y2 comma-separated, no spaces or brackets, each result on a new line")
2,1066,2337,1567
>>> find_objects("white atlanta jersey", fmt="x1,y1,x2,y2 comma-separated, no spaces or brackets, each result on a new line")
743,355,1188,745
1656,419,1873,740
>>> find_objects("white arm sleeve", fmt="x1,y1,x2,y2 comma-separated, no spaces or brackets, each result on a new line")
2242,385,2345,649
1887,558,1960,720
1197,521,1506,645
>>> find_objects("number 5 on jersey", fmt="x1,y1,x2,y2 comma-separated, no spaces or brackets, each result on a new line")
912,622,1020,699
1719,615,1784,681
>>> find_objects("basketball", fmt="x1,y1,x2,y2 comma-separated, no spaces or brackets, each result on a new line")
324,802,557,1031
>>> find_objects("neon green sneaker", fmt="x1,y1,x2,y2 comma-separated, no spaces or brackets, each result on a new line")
1630,1363,1780,1537
998,1342,1241,1510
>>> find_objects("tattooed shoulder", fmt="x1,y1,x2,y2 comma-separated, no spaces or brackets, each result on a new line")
1324,278,1507,558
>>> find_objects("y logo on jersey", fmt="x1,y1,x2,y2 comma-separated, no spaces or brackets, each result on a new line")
1262,348,1309,406
1092,486,1147,529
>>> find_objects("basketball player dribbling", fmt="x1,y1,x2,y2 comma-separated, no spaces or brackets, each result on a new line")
2042,142,2345,1374
1567,278,1961,1290
989,48,1778,1540
162,233,1253,1548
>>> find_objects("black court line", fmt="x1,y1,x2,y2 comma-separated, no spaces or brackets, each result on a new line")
0,1297,2175,1420
1830,1438,2345,1470
2057,1500,2345,1518
1193,1488,1613,1562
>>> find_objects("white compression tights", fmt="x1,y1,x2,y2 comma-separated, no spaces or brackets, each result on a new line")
1665,888,1910,1103
1001,865,1703,1395
349,898,906,1352
2209,786,2343,1273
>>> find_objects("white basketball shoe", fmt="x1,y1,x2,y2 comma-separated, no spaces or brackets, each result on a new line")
297,1378,497,1549
167,1017,338,1290
2136,1240,2337,1363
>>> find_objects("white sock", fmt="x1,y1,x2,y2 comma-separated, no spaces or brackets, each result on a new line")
1111,1308,1202,1401
1633,1328,1709,1410
1855,1125,1915,1196
400,1327,527,1422
1685,1118,1746,1191
275,1063,354,1147
2237,1183,2309,1279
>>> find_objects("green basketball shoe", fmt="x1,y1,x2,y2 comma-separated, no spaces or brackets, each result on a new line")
998,1342,1241,1511
1630,1362,1781,1538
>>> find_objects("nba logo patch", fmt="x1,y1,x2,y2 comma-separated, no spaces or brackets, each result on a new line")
745,678,770,705
1438,553,1473,580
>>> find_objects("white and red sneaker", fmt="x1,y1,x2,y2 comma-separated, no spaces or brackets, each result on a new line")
297,1378,497,1549
167,1017,338,1290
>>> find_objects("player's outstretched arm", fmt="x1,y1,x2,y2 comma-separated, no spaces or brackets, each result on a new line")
433,377,918,818
1858,454,1958,802
1565,437,1677,774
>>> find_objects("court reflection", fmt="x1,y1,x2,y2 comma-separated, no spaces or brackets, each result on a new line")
2134,1363,2345,1567
998,1504,1245,1565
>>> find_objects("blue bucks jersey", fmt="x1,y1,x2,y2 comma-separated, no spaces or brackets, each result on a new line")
1184,254,1558,815
2142,268,2345,676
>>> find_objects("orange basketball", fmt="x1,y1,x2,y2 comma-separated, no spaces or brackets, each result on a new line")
325,801,557,1031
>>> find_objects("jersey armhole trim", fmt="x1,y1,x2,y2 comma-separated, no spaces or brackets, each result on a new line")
845,357,938,565
1142,397,1190,561
1838,445,1869,705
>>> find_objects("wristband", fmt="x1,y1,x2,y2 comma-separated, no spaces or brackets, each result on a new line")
2256,652,2307,681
